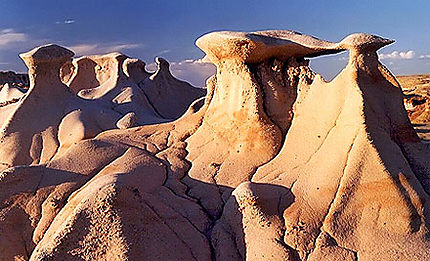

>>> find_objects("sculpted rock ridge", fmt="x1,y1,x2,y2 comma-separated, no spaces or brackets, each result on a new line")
0,30,429,261
0,45,205,170
0,70,29,87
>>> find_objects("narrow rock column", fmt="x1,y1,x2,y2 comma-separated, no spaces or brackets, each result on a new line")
20,44,74,95
0,45,75,168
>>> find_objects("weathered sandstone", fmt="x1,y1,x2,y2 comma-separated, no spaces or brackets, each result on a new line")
0,30,429,261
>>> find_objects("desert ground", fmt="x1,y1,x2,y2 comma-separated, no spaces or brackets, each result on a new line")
398,74,430,144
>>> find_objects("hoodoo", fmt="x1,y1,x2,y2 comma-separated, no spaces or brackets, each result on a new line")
0,45,205,171
0,30,429,261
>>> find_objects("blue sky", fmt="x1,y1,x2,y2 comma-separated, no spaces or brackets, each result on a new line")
0,0,429,86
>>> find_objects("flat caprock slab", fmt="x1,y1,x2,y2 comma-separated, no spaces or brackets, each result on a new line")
196,30,393,64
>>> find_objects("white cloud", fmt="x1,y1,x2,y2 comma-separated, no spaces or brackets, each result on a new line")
55,19,76,25
0,29,27,47
419,54,430,59
379,50,415,60
103,44,142,53
156,49,171,55
67,44,98,55
67,43,143,56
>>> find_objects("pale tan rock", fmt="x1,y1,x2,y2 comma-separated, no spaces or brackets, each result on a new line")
116,112,137,129
139,57,206,119
0,83,26,102
0,83,26,123
122,58,151,84
0,44,76,169
0,45,205,170
0,30,429,261
248,32,430,260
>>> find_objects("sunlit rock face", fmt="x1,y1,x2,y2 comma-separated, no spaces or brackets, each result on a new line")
0,30,430,261
0,44,205,170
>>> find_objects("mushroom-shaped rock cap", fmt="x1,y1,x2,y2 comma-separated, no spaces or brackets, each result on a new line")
339,33,394,51
20,44,74,66
196,30,344,64
196,30,394,64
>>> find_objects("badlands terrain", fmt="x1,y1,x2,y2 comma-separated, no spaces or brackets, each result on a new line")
0,30,429,261
398,74,430,144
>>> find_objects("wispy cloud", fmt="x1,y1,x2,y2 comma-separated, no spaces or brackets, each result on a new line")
103,44,141,53
174,59,210,65
67,44,98,55
379,50,415,60
156,49,171,55
0,29,27,47
67,43,143,56
56,19,76,25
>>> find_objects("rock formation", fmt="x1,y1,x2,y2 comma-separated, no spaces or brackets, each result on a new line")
0,30,429,261
394,75,430,144
140,57,208,119
0,45,205,171
0,83,26,102
399,75,430,123
0,83,27,129
0,70,29,87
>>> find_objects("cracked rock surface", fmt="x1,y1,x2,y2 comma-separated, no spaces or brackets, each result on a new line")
1,30,430,260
